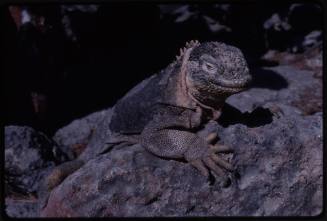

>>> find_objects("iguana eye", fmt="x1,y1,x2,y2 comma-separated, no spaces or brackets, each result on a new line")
202,62,217,73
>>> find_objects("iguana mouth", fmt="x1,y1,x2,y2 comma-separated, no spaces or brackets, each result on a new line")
215,84,247,93
213,74,252,93
218,75,252,88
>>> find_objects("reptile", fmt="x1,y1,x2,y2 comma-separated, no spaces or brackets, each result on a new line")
38,40,251,208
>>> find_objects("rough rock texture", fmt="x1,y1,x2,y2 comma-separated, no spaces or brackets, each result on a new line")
4,126,71,217
40,110,322,217
4,3,323,218
5,126,68,195
5,198,39,218
227,65,322,115
53,109,112,158
76,109,114,162
40,65,322,217
262,43,323,79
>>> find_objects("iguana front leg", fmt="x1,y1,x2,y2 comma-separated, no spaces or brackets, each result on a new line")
140,107,233,179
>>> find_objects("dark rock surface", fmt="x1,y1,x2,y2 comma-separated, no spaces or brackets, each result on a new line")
4,126,71,217
40,108,322,217
3,3,323,218
5,198,39,218
39,65,322,217
52,109,112,159
227,65,322,115
5,126,68,195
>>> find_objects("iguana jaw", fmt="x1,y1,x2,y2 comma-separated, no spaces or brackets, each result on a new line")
208,74,252,94
186,78,229,111
177,41,227,111
184,65,250,110
176,40,251,110
212,84,247,94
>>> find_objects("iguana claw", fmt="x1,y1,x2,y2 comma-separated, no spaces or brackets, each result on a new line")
187,133,234,180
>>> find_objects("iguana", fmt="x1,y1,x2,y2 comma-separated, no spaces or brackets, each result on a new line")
39,40,251,208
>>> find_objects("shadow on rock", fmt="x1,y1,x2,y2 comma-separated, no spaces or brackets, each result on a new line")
40,108,323,217
250,68,288,90
218,104,273,128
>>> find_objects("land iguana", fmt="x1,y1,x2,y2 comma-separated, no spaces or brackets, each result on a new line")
39,40,252,208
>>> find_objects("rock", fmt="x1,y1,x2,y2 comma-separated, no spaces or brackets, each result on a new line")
5,197,38,218
4,4,323,217
38,59,322,217
227,65,322,115
262,3,322,53
53,109,112,158
5,126,68,195
4,126,72,217
77,108,114,162
261,42,322,79
6,61,323,217
302,30,322,49
40,105,322,216
5,60,322,217
263,13,291,31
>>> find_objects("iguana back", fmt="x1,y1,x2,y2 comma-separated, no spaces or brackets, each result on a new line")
109,65,177,134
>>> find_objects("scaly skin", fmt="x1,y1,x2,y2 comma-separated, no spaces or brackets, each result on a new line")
39,40,251,208
108,40,251,178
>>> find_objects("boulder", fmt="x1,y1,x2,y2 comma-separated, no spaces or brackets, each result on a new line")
40,107,322,216
4,126,70,217
5,126,67,194
52,109,112,159
40,65,322,217
5,198,38,218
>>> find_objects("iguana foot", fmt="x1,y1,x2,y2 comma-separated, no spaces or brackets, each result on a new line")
187,132,233,182
189,144,233,177
205,132,218,143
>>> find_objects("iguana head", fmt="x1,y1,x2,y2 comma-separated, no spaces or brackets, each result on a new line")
181,41,252,108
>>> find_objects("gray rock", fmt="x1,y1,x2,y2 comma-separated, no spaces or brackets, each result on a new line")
303,30,322,48
263,13,291,31
78,108,114,161
4,126,72,217
5,61,322,217
53,109,112,159
227,65,322,115
5,126,67,194
5,198,38,218
39,63,322,217
40,104,322,216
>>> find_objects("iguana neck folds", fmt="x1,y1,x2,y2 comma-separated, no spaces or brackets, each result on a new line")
177,41,224,119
